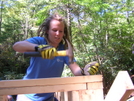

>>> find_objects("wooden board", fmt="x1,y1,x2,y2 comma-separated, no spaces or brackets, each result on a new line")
0,75,102,88
0,83,87,95
0,75,103,101
0,95,8,101
120,87,134,101
104,71,134,101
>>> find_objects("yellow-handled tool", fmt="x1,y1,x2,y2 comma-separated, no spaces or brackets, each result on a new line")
24,50,67,58
24,39,74,64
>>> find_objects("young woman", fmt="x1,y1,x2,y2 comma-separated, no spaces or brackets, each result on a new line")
13,13,85,101
13,12,99,101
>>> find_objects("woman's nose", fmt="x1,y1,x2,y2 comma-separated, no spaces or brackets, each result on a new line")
56,31,59,35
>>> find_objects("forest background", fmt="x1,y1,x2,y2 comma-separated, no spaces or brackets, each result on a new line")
0,0,134,95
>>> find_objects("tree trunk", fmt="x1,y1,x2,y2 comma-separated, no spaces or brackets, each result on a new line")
0,1,3,35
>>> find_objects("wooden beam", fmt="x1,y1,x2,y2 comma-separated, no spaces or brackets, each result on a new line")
120,87,134,101
0,83,86,95
104,71,134,101
0,75,102,88
0,95,8,101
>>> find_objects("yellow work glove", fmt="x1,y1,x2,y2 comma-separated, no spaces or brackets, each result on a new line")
82,61,99,75
35,45,57,59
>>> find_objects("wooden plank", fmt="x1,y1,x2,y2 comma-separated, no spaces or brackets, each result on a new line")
0,83,86,96
0,75,102,88
63,92,68,101
54,92,61,101
78,89,104,101
76,82,104,101
60,92,64,101
68,84,104,101
68,91,80,101
120,87,134,101
68,91,72,101
104,71,134,101
0,95,8,101
87,82,103,89
87,82,104,101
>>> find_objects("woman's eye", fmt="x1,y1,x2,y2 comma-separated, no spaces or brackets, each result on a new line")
53,30,57,32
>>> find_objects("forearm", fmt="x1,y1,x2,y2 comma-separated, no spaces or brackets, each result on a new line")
73,69,83,76
69,62,83,76
13,41,37,53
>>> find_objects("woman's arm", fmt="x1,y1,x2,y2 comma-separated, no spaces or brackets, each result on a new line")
68,62,83,76
12,41,38,53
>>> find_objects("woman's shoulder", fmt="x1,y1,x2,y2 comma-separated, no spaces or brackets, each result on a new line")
32,36,45,40
27,36,47,44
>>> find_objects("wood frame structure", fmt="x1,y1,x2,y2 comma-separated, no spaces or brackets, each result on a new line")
0,75,104,101
1,71,134,101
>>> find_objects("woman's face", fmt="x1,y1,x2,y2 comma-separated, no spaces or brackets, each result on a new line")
47,19,64,47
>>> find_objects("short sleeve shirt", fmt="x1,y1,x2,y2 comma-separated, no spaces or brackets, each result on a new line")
24,36,70,101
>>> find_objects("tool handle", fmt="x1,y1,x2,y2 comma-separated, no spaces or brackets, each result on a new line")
24,50,67,58
24,52,41,58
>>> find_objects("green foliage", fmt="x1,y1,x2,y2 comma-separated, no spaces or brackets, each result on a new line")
0,43,29,80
